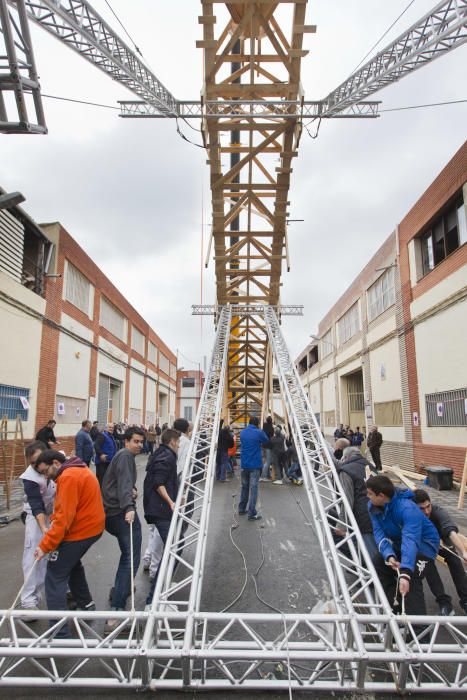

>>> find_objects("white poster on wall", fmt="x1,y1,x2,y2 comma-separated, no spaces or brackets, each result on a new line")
436,402,444,418
57,402,65,415
413,411,419,427
19,396,30,410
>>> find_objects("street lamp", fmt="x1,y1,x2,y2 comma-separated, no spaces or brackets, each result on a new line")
0,191,25,210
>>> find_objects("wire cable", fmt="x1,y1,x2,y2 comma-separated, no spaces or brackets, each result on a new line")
103,0,144,57
175,117,205,149
352,0,417,74
42,93,119,110
219,492,249,613
379,98,467,112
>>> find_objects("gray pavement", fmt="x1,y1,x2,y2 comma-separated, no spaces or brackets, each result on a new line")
0,455,464,697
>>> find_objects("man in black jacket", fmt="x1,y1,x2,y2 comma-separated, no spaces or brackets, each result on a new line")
413,489,467,615
216,423,234,482
334,446,378,562
367,426,383,471
102,426,144,631
143,428,180,607
36,420,59,448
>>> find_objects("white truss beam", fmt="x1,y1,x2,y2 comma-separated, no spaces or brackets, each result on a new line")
321,0,467,116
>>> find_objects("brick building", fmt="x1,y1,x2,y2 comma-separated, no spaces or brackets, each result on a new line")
0,207,177,465
296,141,467,477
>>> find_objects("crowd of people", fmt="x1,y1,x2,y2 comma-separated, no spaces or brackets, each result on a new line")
18,415,466,638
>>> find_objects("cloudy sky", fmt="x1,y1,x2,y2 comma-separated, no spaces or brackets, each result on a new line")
2,0,466,369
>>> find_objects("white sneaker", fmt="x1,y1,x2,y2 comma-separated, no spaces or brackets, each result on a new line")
272,480,284,485
18,605,40,622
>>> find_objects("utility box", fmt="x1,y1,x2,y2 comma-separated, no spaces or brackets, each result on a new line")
425,466,453,491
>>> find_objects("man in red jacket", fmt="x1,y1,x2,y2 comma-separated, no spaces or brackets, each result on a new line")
34,450,105,637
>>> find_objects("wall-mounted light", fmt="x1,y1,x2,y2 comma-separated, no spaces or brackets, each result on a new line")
75,351,80,359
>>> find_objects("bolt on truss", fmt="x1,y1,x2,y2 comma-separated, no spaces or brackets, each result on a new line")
118,99,381,119
0,0,46,133
321,0,467,116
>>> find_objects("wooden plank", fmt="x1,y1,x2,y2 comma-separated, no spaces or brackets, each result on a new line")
457,451,467,509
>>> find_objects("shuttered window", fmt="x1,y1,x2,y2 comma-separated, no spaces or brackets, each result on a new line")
148,341,157,365
321,330,333,358
159,353,169,374
64,262,90,314
100,296,126,341
0,210,24,283
374,400,403,426
131,326,145,356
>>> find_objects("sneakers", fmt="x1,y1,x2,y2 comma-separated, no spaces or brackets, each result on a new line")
18,605,40,622
248,514,262,521
439,602,455,616
104,614,132,635
143,560,150,572
259,477,269,482
292,478,303,486
238,510,247,515
272,479,284,485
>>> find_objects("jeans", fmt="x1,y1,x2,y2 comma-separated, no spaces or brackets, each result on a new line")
261,449,272,479
287,462,301,480
45,533,101,637
146,519,171,605
238,469,261,517
216,450,229,481
425,546,467,607
373,547,430,616
105,511,142,610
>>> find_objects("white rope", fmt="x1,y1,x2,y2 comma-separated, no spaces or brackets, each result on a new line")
8,558,39,613
440,542,467,568
130,518,135,613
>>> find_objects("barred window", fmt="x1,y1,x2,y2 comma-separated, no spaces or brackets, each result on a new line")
0,384,29,421
131,326,145,356
374,400,403,427
426,387,467,427
148,341,157,365
367,268,395,322
338,303,360,345
321,329,334,359
100,296,126,341
64,262,90,314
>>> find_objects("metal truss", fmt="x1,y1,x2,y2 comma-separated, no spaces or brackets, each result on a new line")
192,303,303,316
0,0,46,133
119,99,380,119
321,0,467,116
1,305,467,692
15,0,178,114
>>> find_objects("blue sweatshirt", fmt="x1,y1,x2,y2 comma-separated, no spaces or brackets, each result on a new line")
239,425,270,469
369,488,440,574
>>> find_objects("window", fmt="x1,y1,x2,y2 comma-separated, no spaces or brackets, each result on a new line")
182,377,195,388
131,326,145,356
321,329,333,358
425,387,467,427
374,400,403,427
420,197,464,276
64,262,90,314
159,353,169,374
128,408,142,425
170,364,177,380
323,410,335,427
367,268,395,322
55,395,87,424
100,296,126,341
0,384,29,420
148,341,157,365
338,303,360,345
184,406,193,421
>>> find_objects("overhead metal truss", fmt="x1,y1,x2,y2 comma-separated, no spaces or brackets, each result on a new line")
0,0,46,133
119,99,381,119
321,0,467,116
1,305,467,693
192,303,303,316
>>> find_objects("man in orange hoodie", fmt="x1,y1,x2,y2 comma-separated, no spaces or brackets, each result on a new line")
34,450,105,637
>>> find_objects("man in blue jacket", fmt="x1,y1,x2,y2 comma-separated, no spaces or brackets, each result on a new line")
94,422,117,486
366,475,440,616
75,420,94,466
239,417,271,521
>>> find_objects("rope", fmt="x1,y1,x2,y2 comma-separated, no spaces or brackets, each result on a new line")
130,518,135,613
8,558,39,613
440,542,467,568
